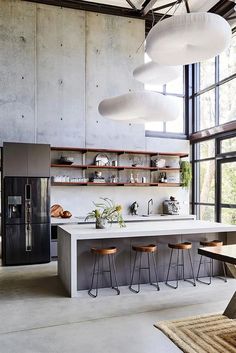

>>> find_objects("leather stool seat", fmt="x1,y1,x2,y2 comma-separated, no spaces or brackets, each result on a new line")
168,242,192,250
91,246,117,255
132,244,157,253
200,240,223,247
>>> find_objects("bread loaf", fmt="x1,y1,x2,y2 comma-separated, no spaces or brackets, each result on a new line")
51,204,63,217
60,210,72,218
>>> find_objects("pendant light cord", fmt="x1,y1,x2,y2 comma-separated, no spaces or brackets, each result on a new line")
136,0,183,54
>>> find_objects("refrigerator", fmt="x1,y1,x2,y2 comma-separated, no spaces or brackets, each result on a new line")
2,177,50,266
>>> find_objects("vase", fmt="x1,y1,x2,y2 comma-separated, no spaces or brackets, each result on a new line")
96,218,107,229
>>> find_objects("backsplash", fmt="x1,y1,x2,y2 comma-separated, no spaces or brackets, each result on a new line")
51,185,189,217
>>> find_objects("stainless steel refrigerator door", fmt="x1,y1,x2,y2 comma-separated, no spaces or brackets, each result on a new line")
28,178,50,224
29,223,51,264
4,224,30,265
4,177,27,225
4,223,50,265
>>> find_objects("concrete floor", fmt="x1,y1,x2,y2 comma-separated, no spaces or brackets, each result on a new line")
0,262,235,353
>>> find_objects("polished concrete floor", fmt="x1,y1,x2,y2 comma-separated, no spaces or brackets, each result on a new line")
0,261,235,353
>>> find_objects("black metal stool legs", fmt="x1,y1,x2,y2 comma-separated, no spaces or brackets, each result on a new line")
110,253,120,295
166,248,196,289
186,249,196,286
151,252,160,291
166,249,180,289
88,253,120,298
196,256,227,284
88,253,100,298
129,251,160,294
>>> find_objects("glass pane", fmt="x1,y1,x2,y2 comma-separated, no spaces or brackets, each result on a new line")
199,160,215,203
199,89,215,130
165,67,184,94
219,34,236,80
166,97,184,133
200,205,215,221
221,137,236,153
221,208,236,225
196,140,215,159
200,57,215,90
221,161,236,205
219,79,236,125
145,121,164,132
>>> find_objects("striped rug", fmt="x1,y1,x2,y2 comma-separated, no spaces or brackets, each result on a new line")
154,314,236,353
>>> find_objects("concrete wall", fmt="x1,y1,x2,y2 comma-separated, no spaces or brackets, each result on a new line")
0,0,145,149
0,0,190,215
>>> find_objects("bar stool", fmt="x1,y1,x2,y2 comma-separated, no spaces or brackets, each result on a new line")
88,246,120,298
166,242,196,289
129,244,160,293
196,240,227,285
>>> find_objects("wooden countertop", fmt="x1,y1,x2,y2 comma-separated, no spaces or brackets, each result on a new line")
198,244,236,265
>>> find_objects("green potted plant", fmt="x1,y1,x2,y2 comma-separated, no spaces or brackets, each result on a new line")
180,160,192,188
85,198,126,229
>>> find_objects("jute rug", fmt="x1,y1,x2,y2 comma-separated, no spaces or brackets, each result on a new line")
154,314,236,353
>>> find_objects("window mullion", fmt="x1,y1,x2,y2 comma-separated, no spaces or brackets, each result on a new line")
215,56,220,126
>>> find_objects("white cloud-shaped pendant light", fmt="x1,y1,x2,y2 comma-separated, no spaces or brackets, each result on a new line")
98,91,179,122
146,12,232,66
133,62,181,85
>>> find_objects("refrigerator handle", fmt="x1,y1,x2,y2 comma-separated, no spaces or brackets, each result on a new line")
25,224,32,252
25,184,31,200
25,184,32,252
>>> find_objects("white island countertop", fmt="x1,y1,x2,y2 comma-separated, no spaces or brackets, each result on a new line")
52,214,195,225
58,220,236,240
58,220,236,297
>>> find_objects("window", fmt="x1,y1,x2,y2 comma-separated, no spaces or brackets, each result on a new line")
194,33,236,132
192,140,215,221
192,136,236,224
218,158,236,225
220,137,236,153
191,31,236,224
145,54,185,134
219,34,236,80
200,57,215,90
219,78,236,125
199,89,215,130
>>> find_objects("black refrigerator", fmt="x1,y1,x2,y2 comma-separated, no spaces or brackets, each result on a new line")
2,177,50,266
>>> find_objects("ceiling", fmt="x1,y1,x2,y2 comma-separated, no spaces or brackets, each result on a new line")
25,0,236,26
82,0,220,13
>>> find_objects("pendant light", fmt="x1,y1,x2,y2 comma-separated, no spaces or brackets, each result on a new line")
133,62,181,85
146,12,232,66
98,91,179,122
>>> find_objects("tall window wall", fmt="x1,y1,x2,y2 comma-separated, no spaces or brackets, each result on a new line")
191,33,236,224
144,54,185,135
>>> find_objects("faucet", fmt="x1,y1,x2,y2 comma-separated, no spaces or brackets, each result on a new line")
148,198,153,215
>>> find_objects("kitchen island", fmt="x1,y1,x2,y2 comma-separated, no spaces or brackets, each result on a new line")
58,220,236,297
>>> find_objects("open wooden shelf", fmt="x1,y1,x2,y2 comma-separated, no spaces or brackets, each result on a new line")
51,182,182,187
51,164,87,169
51,146,186,188
51,146,188,158
51,164,180,171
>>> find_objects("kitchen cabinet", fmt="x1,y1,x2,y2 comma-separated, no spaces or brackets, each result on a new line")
50,146,188,187
3,143,50,177
3,143,28,177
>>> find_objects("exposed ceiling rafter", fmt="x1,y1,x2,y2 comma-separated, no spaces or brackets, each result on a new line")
24,0,142,18
152,0,181,13
142,0,158,16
